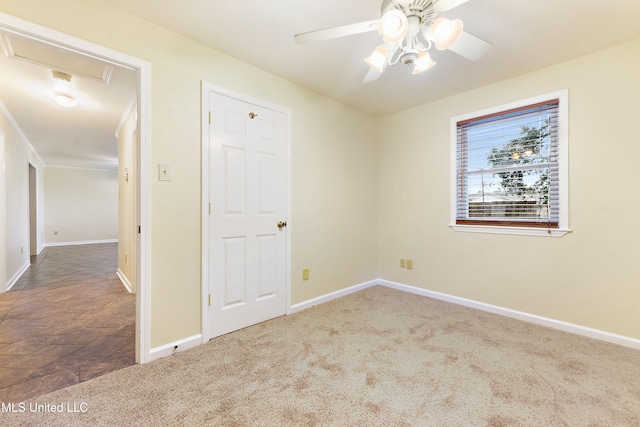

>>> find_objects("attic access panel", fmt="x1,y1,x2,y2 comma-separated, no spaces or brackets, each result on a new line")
1,32,113,83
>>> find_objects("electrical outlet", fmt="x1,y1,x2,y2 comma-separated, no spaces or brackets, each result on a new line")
302,268,309,281
406,259,414,270
400,259,406,268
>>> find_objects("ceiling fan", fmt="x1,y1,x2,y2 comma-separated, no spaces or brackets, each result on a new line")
294,0,492,82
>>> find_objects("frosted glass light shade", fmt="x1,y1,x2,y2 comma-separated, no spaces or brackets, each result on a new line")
379,10,408,43
412,51,436,74
433,17,463,50
364,45,389,73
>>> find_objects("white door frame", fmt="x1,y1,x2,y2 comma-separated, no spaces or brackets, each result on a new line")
201,82,292,342
28,163,36,256
0,12,152,364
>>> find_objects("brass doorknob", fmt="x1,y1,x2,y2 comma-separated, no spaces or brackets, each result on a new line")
277,221,287,229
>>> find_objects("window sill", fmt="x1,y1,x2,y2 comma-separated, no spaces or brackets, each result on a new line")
449,224,571,238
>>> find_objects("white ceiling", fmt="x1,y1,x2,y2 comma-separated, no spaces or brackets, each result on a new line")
2,0,640,170
100,0,640,116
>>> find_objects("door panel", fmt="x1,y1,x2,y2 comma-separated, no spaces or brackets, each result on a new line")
223,147,246,215
257,234,277,298
222,237,246,307
258,153,277,214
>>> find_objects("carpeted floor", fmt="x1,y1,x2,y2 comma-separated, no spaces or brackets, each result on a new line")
3,285,639,426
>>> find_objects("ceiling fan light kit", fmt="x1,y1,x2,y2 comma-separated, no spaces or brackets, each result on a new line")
366,1,464,76
294,0,491,82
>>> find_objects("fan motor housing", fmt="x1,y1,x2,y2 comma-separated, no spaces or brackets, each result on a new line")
382,0,436,21
400,51,418,66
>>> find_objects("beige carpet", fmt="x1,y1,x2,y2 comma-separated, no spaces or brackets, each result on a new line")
3,286,639,426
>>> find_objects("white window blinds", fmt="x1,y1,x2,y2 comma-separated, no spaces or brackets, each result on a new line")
455,99,560,228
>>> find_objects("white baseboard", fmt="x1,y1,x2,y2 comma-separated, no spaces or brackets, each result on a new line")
378,279,640,350
45,239,118,247
290,279,378,313
116,269,134,293
5,261,30,291
149,334,203,362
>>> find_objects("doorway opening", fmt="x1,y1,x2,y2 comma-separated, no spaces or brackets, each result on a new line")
0,11,150,384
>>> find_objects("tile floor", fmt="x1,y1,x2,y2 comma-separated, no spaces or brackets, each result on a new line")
0,243,135,402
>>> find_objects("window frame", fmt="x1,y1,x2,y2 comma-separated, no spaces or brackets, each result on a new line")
449,90,570,237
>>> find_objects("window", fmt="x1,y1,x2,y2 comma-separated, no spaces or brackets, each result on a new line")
450,91,569,237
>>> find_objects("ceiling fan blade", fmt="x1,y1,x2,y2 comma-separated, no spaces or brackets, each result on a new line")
434,0,472,12
363,67,382,83
294,20,379,45
448,30,491,60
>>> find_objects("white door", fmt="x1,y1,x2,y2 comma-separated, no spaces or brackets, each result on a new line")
208,91,288,338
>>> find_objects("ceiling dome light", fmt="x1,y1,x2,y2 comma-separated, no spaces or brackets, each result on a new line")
54,93,77,108
364,44,389,73
379,10,408,43
432,17,463,50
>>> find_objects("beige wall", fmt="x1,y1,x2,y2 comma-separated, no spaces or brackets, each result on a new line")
0,110,28,280
0,0,379,347
0,107,44,286
378,38,640,340
44,167,118,244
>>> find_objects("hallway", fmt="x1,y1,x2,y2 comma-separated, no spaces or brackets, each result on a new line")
0,243,135,402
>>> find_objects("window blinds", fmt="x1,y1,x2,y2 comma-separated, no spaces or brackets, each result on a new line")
456,99,560,227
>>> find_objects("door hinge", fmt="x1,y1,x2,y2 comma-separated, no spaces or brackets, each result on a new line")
208,111,212,124
209,203,211,215
138,225,141,234
208,294,211,306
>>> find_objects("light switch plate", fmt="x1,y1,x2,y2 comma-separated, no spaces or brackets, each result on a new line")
158,164,171,181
